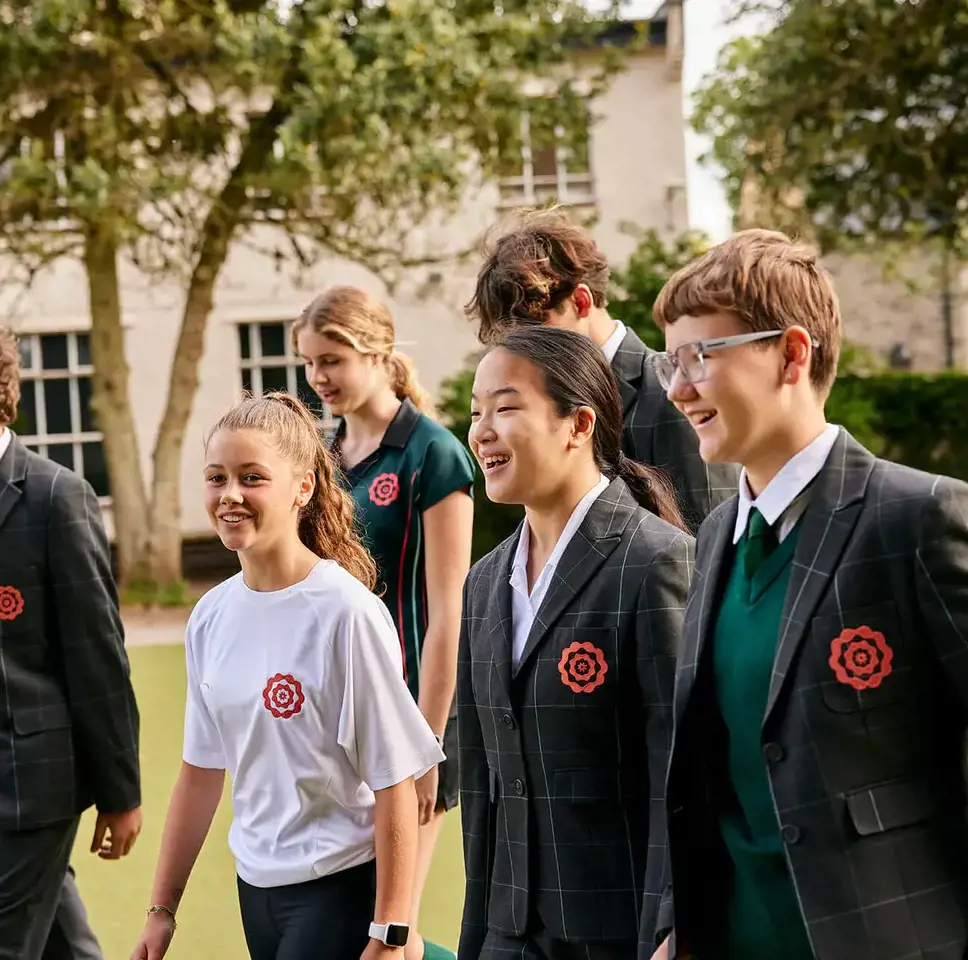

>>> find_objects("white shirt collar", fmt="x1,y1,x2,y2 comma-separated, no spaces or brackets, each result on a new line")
510,473,609,595
601,320,627,364
0,427,11,464
733,424,840,544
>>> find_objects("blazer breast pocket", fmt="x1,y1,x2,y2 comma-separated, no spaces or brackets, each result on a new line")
546,627,619,701
811,601,911,713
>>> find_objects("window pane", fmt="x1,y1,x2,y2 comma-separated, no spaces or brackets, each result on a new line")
82,442,110,497
241,368,253,394
77,377,96,432
41,334,69,371
43,379,73,434
259,323,286,359
47,443,74,470
238,324,251,361
17,337,33,372
260,365,289,394
13,381,37,435
76,333,91,366
532,145,558,178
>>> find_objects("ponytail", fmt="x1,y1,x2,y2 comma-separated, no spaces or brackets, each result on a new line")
387,350,435,416
610,452,687,531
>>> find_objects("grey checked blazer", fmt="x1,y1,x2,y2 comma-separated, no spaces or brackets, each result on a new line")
665,428,968,960
457,479,694,958
0,434,140,829
611,327,738,535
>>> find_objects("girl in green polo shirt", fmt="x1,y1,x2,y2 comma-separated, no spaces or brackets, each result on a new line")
293,287,475,960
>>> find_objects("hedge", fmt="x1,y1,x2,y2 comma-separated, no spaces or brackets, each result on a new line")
441,367,968,562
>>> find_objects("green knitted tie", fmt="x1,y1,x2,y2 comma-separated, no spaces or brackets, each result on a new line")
744,507,778,579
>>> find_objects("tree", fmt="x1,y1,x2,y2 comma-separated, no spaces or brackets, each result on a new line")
0,0,627,589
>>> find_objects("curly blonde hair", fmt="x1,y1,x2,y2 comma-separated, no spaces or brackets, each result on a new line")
0,327,21,428
205,392,377,590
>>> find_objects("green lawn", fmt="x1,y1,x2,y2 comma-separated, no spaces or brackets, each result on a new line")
72,645,466,959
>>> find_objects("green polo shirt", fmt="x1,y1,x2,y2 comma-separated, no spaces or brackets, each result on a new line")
332,399,476,700
709,522,813,960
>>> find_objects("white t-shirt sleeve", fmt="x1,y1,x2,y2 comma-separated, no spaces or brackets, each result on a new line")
182,615,227,770
335,598,445,792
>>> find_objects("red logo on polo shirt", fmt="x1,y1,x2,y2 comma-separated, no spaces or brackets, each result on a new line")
369,472,400,507
828,625,893,691
0,586,24,621
262,673,305,719
558,641,608,694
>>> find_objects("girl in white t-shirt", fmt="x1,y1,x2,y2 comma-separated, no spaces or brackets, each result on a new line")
130,393,444,960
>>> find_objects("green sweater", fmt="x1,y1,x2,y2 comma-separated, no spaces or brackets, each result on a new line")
710,522,814,959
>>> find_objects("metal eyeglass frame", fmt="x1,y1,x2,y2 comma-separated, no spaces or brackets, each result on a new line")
648,329,816,390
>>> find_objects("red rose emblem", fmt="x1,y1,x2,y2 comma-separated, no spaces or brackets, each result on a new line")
0,586,24,621
558,641,608,694
262,673,305,719
828,625,893,691
369,472,400,507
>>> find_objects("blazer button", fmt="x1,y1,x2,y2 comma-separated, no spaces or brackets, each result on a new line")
502,713,515,729
513,778,525,796
763,742,785,763
781,824,801,845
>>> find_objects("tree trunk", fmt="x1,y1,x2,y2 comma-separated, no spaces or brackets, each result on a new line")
84,228,151,585
145,97,301,589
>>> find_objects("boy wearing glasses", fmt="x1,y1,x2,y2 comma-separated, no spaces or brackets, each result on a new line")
467,207,739,532
647,228,968,960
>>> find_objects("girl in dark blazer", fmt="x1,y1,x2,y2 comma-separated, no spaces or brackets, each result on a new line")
457,326,695,960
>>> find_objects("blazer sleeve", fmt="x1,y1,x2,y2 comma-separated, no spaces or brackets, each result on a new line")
635,531,695,950
46,469,141,814
456,579,492,960
916,479,968,714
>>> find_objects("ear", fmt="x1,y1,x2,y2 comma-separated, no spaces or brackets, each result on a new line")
296,469,316,508
781,326,813,385
572,284,594,319
567,405,596,450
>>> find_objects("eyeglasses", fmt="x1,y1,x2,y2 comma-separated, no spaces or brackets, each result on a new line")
647,330,816,391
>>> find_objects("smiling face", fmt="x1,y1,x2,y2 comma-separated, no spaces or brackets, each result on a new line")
468,348,594,507
295,328,387,418
664,311,790,467
204,428,314,555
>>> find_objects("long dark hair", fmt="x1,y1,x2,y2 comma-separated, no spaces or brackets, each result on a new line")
493,326,687,531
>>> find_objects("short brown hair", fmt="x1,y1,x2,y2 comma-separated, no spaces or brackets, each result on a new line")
0,326,20,427
653,229,842,392
466,207,610,343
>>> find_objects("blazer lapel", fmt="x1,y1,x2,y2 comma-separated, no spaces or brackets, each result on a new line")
610,328,647,417
482,530,518,703
0,434,27,534
512,479,633,677
673,499,736,728
763,429,874,722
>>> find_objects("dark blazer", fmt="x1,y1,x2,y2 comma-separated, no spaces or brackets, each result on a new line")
665,429,968,960
611,327,739,534
0,434,140,829
457,479,694,958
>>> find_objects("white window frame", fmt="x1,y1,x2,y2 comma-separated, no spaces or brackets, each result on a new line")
17,331,109,500
237,320,337,432
498,112,596,210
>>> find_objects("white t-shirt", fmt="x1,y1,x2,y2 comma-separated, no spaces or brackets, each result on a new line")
183,560,445,888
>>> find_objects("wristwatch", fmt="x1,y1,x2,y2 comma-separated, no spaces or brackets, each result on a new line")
369,921,410,947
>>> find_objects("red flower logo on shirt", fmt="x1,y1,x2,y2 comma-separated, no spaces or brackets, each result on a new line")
0,585,24,621
262,673,305,719
369,472,400,507
828,625,893,691
558,641,608,694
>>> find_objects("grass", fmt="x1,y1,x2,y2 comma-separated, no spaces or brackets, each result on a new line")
72,645,466,959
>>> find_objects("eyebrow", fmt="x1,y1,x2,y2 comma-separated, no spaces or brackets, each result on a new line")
470,386,521,402
203,461,270,471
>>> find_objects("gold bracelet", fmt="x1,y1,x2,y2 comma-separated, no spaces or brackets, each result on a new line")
146,904,177,929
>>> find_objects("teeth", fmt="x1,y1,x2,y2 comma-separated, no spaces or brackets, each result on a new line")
689,412,714,425
484,455,510,468
221,515,249,522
